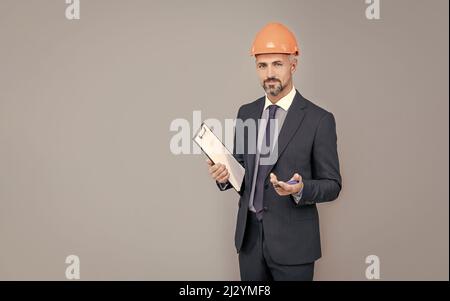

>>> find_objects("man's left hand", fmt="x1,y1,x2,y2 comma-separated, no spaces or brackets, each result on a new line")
270,172,304,196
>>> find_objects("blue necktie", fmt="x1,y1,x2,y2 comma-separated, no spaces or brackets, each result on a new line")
253,104,278,220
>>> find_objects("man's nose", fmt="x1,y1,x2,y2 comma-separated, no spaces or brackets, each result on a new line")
266,66,275,78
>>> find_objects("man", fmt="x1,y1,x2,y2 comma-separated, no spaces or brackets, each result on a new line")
207,22,342,281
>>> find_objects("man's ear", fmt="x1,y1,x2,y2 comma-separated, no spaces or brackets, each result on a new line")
291,58,298,73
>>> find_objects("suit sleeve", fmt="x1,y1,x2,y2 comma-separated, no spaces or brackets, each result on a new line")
216,107,245,195
298,112,342,205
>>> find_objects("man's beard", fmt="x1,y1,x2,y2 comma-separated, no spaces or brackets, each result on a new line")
263,78,284,96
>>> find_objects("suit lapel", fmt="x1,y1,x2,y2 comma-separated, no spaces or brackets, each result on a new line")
244,98,265,186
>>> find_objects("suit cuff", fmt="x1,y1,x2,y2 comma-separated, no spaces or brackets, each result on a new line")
294,180,315,206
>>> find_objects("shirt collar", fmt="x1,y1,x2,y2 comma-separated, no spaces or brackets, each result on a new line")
263,86,296,112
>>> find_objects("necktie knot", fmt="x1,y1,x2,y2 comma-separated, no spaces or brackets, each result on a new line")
267,105,279,119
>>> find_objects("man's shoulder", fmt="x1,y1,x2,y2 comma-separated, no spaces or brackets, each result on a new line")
302,96,332,118
236,91,335,120
296,92,337,125
236,95,265,116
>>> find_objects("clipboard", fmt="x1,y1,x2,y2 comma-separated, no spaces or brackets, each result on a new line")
193,122,245,192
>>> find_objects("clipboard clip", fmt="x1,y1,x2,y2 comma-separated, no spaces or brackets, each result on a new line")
198,125,207,139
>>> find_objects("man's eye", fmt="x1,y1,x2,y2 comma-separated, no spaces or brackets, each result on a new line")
258,65,266,69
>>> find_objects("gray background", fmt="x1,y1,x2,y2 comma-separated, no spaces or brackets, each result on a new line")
0,0,448,280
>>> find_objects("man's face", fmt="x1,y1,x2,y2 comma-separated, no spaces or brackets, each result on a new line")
255,53,296,97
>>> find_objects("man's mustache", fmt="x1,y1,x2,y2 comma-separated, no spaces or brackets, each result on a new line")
264,78,281,85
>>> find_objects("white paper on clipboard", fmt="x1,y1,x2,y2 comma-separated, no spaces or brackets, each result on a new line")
193,122,245,192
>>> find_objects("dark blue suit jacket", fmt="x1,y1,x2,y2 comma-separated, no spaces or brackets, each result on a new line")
218,90,342,265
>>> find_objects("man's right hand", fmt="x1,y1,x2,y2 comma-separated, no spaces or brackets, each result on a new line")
206,159,230,184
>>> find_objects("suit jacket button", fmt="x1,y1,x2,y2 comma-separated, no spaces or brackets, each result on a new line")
263,206,268,211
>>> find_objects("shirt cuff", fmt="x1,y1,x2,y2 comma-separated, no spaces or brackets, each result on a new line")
291,186,303,204
217,181,231,191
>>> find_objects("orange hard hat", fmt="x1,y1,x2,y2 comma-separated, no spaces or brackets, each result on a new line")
250,22,299,56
